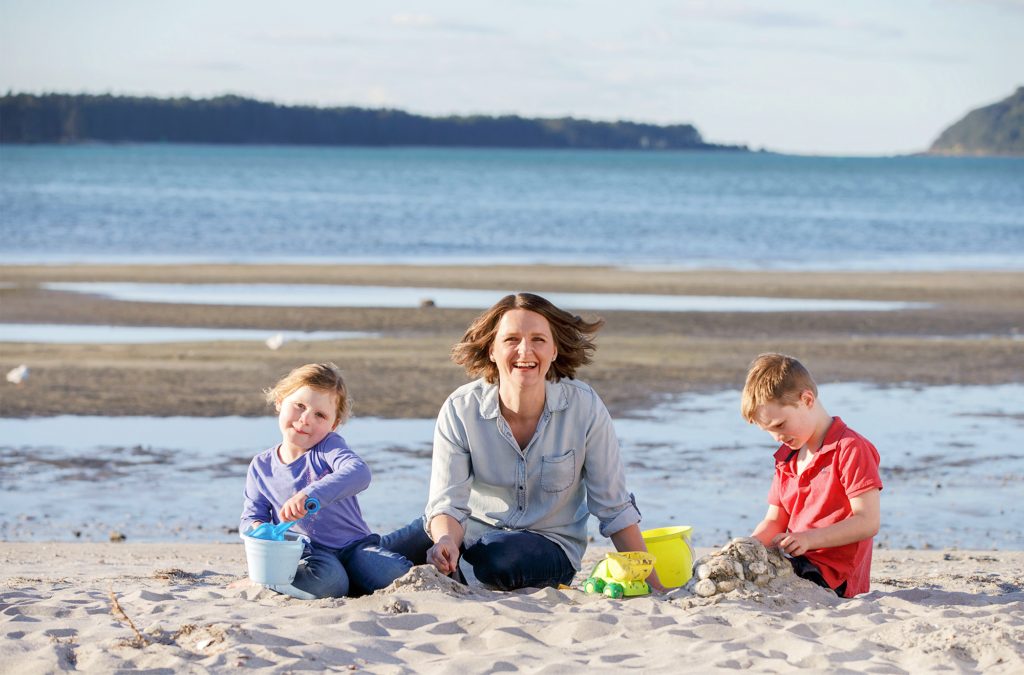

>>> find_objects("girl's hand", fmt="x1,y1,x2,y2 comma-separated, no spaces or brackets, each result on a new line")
427,535,461,576
279,492,311,522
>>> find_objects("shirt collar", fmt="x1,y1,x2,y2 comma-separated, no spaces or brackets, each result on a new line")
478,379,569,419
773,416,848,468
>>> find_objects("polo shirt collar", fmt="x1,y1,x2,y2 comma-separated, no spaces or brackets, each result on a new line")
773,416,848,469
478,379,569,419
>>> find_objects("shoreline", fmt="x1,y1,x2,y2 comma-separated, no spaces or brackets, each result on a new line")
4,263,1024,300
2,265,1022,418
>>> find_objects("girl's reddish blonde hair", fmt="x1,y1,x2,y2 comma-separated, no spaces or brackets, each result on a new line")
265,362,351,425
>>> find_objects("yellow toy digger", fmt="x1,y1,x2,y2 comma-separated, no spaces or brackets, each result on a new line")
582,551,656,599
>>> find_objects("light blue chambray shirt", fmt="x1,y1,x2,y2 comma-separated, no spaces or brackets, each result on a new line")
424,377,641,570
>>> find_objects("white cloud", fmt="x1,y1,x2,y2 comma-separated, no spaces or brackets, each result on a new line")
391,13,436,27
245,31,365,47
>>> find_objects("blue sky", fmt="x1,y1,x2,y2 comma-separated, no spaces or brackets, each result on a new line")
1,0,1021,155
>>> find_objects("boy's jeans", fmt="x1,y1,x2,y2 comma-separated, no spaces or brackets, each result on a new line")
381,517,576,591
291,534,412,599
789,555,848,597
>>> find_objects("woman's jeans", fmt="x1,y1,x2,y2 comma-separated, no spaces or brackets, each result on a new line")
292,534,412,599
381,517,576,591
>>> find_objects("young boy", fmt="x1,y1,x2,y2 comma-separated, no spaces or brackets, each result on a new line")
742,353,882,597
240,363,411,599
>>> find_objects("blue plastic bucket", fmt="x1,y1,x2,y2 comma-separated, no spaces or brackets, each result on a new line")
241,531,304,585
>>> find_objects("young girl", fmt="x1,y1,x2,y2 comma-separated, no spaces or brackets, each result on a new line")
240,363,412,599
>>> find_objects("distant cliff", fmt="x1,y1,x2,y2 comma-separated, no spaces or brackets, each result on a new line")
928,86,1024,156
0,93,746,151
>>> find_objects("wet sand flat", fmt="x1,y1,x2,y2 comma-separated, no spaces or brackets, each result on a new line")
1,264,1021,418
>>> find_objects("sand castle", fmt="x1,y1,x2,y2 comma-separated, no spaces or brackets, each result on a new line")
689,537,794,597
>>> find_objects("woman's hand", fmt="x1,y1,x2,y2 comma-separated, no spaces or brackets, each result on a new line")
610,523,667,593
427,535,461,576
279,492,311,522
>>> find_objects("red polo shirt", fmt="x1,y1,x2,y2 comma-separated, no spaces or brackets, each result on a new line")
767,417,882,597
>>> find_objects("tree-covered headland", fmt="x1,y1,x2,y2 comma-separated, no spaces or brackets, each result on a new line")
0,93,746,151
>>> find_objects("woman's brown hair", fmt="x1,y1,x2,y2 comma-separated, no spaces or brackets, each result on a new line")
452,293,604,383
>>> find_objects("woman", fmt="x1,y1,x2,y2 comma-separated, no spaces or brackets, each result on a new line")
383,292,662,592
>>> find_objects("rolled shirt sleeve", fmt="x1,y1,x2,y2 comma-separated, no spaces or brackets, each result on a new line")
424,397,475,530
581,394,642,537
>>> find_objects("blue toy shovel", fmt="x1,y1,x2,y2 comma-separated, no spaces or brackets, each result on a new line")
244,497,321,541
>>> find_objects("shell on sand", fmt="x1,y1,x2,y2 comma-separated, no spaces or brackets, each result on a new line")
5,364,28,384
693,579,717,597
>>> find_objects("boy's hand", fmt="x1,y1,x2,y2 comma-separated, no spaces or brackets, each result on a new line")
427,535,461,576
279,492,311,522
772,530,818,557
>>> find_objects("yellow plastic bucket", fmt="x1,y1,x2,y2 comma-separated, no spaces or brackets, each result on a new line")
642,526,694,588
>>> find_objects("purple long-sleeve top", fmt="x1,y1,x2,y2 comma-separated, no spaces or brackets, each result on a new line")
239,432,373,549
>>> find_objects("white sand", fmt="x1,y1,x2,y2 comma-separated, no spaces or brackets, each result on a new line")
1,542,1022,673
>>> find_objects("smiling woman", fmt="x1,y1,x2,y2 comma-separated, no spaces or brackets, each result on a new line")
380,293,665,592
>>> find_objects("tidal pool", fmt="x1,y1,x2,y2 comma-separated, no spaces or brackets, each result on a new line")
1,383,1020,549
0,323,373,344
41,282,926,313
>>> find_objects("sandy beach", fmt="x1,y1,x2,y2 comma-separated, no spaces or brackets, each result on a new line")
2,263,1023,672
1,541,1022,673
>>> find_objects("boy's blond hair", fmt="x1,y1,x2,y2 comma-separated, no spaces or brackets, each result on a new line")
741,353,817,422
265,362,351,425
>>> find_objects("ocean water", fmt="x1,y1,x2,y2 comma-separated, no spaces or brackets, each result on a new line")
1,145,1023,270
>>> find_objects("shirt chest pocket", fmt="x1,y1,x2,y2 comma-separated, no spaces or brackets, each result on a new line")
541,449,576,493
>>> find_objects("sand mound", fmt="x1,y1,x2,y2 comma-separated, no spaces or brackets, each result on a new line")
382,564,474,596
670,537,838,607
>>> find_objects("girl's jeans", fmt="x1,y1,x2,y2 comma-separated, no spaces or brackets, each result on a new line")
293,534,412,599
381,517,576,591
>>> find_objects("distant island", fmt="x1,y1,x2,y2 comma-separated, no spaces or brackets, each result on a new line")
928,86,1024,156
0,93,746,151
